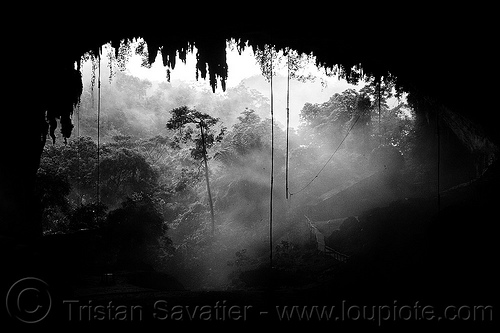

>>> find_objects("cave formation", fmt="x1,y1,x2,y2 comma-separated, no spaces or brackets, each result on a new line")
2,7,498,239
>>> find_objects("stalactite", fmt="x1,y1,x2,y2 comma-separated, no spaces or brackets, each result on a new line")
111,38,121,59
194,38,228,93
45,31,486,149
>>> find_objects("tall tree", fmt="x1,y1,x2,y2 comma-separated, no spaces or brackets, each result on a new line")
166,106,225,235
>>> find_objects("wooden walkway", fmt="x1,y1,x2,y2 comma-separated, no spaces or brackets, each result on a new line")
305,215,350,263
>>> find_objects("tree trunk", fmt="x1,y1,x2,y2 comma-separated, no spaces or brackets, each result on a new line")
199,122,215,235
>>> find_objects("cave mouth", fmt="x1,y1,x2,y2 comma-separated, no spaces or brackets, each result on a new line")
2,19,498,327
34,37,429,289
33,34,496,292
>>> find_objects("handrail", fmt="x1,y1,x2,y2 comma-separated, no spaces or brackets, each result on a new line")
325,245,349,263
305,215,350,263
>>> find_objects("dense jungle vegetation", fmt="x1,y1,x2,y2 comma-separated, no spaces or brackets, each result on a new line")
36,58,426,290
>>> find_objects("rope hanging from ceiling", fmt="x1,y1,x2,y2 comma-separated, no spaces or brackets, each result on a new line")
269,46,274,269
289,114,361,197
96,53,101,207
285,51,290,200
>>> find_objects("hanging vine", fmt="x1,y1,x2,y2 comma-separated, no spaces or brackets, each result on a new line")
254,44,281,82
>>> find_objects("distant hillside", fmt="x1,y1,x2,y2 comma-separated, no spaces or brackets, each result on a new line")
240,74,357,129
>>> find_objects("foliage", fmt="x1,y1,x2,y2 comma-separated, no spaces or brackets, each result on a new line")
216,108,285,167
300,88,361,130
274,240,301,268
38,137,98,202
166,106,226,160
166,106,224,234
36,169,71,209
298,83,414,154
76,69,271,142
254,44,282,82
286,48,317,83
107,194,165,245
227,249,257,267
106,194,172,268
99,144,159,207
284,82,417,208
37,138,98,234
222,108,268,157
38,136,169,234
254,46,317,84
68,202,107,231
36,60,422,290
36,170,72,234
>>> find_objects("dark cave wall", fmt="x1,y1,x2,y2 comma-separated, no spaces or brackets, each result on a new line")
2,49,81,238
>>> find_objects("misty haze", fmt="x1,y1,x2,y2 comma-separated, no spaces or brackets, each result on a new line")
3,25,497,329
38,40,420,290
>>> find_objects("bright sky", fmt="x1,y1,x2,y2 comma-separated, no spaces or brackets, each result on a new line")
126,43,262,88
79,40,374,129
123,40,361,129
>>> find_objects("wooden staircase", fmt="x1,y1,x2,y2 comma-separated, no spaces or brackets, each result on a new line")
304,215,349,263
